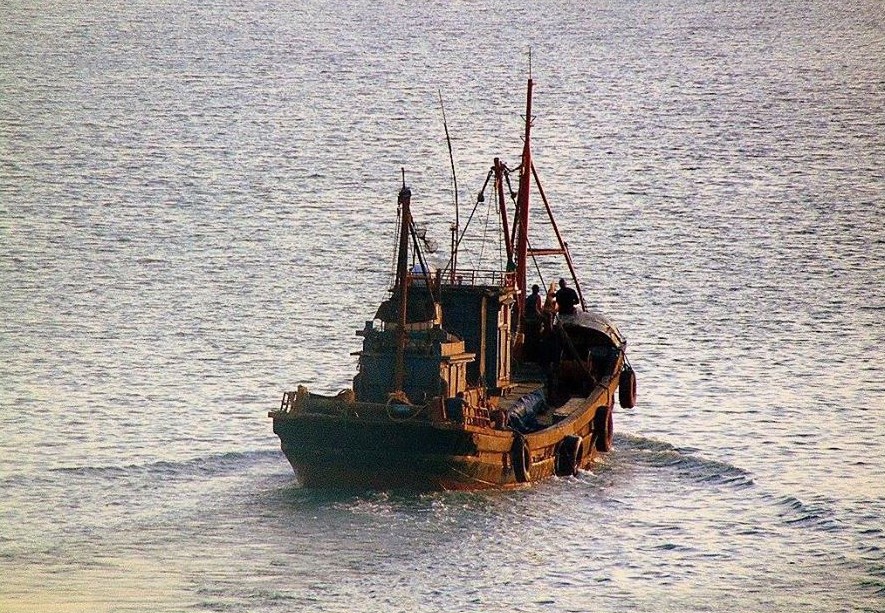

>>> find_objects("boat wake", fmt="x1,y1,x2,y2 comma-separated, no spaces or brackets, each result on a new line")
608,433,864,540
45,449,282,482
766,493,843,531
611,432,756,489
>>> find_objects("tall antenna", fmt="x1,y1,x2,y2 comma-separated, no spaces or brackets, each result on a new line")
438,89,459,273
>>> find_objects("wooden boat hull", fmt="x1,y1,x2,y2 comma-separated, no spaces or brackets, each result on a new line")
271,372,618,490
273,414,513,490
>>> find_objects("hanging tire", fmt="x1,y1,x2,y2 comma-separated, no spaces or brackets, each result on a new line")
555,434,584,477
594,406,614,452
619,366,637,409
512,434,532,483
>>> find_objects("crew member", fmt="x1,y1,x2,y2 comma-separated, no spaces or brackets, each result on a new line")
525,284,543,322
446,391,467,423
555,278,580,315
523,284,544,360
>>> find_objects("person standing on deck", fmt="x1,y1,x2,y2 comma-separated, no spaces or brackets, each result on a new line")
554,278,579,316
525,284,543,323
523,284,544,360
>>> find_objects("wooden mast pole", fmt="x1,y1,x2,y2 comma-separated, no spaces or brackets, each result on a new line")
394,172,411,395
494,157,513,263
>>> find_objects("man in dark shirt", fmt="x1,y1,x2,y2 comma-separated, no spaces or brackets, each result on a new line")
525,284,543,322
523,284,544,361
555,278,580,315
446,391,467,422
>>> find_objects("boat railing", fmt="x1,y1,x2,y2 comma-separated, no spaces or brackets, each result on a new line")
416,269,515,289
463,405,493,428
277,385,357,416
279,390,299,413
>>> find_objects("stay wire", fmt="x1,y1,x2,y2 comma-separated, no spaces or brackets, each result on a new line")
441,169,492,275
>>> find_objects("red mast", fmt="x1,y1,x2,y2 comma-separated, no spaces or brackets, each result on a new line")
514,77,534,326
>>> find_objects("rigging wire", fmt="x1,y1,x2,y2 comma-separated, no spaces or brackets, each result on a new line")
409,219,439,305
476,180,495,271
388,197,402,289
438,90,459,252
528,235,547,293
440,169,492,275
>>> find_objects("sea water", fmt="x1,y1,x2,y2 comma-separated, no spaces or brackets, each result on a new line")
1,0,883,611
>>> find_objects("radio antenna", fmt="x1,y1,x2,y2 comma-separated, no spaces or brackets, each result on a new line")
438,89,459,273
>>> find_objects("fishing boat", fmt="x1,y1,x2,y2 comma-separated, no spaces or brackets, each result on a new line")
269,77,637,489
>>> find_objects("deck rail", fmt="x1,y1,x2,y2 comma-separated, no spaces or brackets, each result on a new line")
408,269,516,289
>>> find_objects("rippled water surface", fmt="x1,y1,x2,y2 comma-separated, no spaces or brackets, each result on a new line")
2,0,883,611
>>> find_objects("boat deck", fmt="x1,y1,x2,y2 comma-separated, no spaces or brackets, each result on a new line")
495,380,545,413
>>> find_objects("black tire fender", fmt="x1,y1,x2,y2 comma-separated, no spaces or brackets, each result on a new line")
555,434,584,477
619,366,637,409
594,406,614,452
512,434,532,483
